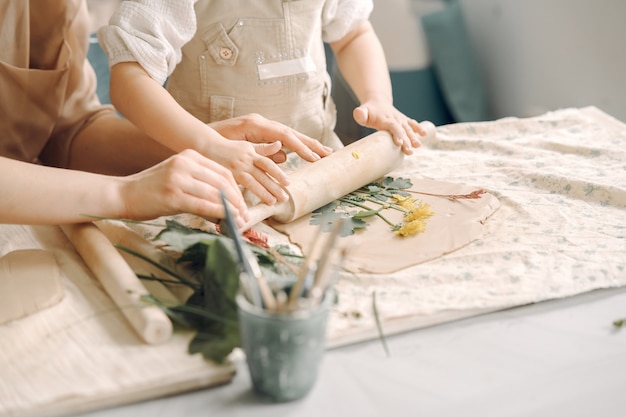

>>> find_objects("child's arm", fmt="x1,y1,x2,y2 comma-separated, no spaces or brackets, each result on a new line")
110,62,290,205
330,21,426,155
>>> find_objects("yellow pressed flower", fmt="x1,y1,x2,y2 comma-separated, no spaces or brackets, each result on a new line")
392,194,416,210
392,194,411,203
395,219,426,237
404,201,434,222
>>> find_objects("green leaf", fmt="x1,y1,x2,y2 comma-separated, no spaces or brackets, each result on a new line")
162,219,203,235
313,201,340,214
366,185,383,194
158,230,217,253
189,327,240,364
177,242,210,269
338,216,368,236
310,209,345,229
353,208,382,219
370,193,390,202
348,216,368,229
202,238,239,314
141,294,235,329
382,176,412,190
342,194,365,203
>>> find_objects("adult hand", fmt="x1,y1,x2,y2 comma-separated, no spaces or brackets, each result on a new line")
209,113,333,163
119,149,249,227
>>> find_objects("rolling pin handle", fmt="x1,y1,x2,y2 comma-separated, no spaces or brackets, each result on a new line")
420,120,437,142
241,200,291,231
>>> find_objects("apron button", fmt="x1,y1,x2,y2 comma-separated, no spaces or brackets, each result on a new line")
219,47,233,60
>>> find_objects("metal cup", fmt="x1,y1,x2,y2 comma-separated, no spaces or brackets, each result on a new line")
236,292,332,402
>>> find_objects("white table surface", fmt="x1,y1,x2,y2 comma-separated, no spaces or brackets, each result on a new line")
77,286,626,417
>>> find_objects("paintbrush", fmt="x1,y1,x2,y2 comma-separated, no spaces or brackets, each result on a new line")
286,225,324,310
219,191,277,311
308,219,344,299
287,219,344,311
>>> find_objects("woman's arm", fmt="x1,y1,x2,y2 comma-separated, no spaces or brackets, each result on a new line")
0,151,248,226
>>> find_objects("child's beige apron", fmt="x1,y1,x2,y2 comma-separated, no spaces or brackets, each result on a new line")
166,0,344,150
0,0,108,167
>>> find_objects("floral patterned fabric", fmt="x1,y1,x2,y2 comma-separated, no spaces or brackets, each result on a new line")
327,106,626,344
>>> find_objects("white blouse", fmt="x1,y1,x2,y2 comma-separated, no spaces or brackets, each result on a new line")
98,0,373,86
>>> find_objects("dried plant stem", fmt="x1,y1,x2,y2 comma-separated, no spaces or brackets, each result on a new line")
339,198,396,227
372,291,390,357
406,188,487,201
350,192,408,213
266,246,301,275
115,244,197,288
136,273,201,291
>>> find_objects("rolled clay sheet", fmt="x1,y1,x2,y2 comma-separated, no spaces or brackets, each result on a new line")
61,223,173,344
271,178,501,274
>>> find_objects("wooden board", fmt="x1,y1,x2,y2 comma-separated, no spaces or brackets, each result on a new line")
0,225,235,417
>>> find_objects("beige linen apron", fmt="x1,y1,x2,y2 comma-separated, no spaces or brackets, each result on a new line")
0,0,111,167
166,0,344,150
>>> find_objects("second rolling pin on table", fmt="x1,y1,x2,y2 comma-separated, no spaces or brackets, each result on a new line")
61,222,173,345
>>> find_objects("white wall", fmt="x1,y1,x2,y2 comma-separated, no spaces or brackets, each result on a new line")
370,0,444,71
373,0,626,122
459,0,626,121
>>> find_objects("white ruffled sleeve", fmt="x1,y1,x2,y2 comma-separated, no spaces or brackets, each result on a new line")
97,0,197,86
321,0,374,43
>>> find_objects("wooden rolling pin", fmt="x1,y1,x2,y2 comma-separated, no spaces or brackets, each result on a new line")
243,123,436,229
61,223,173,344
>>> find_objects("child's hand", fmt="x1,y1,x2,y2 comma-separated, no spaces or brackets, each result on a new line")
207,137,290,206
210,114,333,163
353,101,426,155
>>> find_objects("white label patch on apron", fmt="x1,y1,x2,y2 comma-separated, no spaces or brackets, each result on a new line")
257,56,316,80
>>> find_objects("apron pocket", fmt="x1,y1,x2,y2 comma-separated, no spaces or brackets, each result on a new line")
210,96,235,122
202,23,239,66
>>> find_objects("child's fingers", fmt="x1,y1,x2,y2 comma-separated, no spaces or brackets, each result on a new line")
249,151,289,188
251,141,283,158
408,118,426,136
